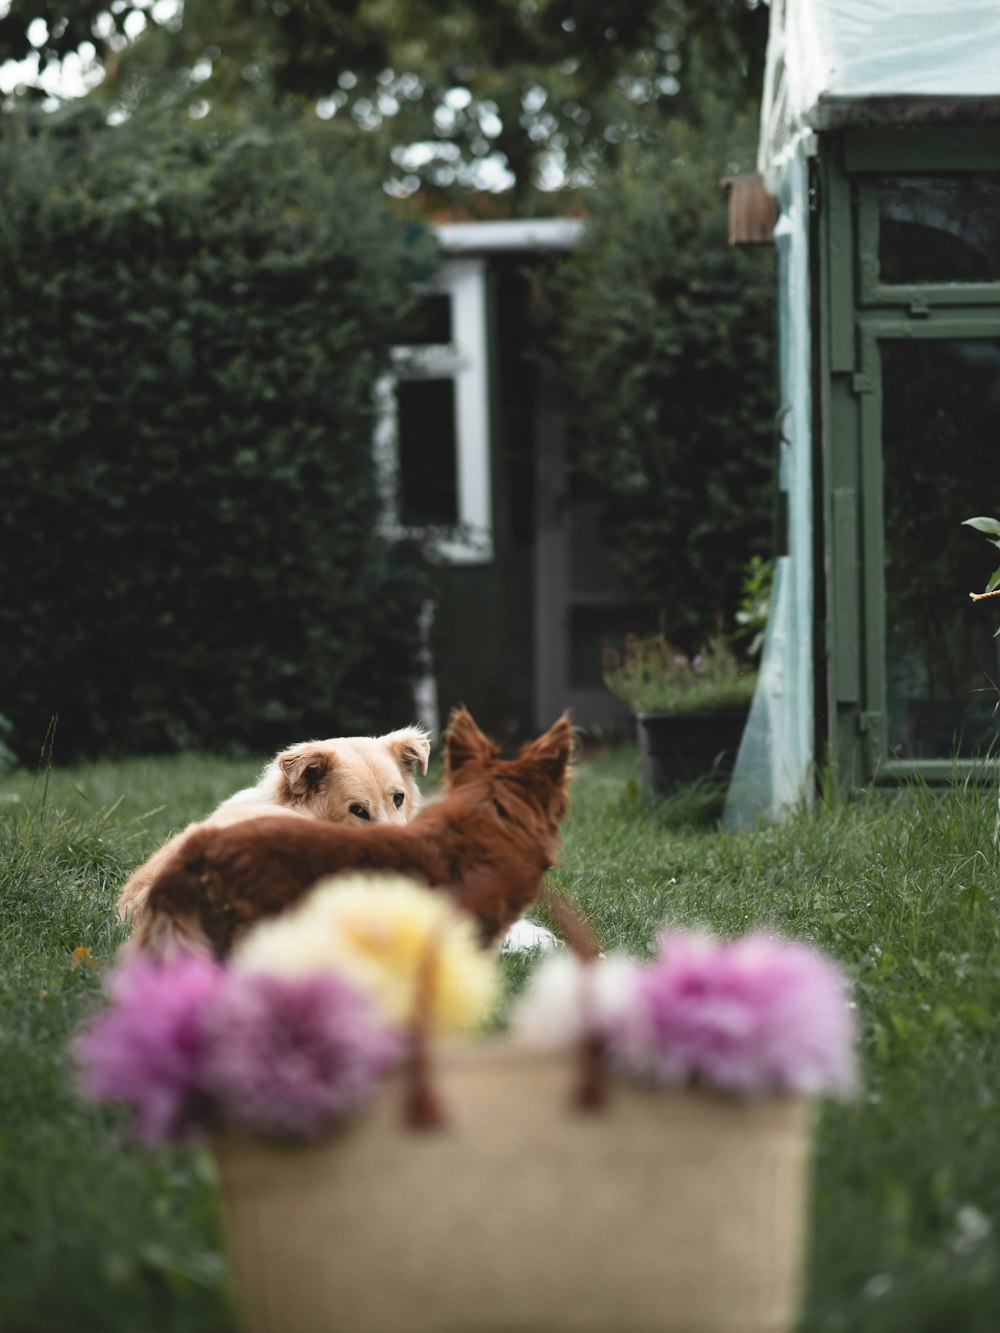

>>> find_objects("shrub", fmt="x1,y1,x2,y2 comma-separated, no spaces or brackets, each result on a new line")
602,629,756,715
545,112,776,650
0,106,438,763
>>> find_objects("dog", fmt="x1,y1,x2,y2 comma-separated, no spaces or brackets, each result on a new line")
131,707,573,958
117,725,431,928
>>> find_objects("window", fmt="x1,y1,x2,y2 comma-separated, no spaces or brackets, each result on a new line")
876,173,1000,285
881,338,1000,760
374,258,492,563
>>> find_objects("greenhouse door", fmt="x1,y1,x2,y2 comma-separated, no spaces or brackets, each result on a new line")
820,132,1000,784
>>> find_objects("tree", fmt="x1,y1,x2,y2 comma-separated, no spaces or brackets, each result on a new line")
2,0,769,212
545,110,776,646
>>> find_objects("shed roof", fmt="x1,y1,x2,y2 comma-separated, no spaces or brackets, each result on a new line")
759,0,1000,183
434,219,585,255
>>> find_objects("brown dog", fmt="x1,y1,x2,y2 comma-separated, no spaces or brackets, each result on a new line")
132,708,573,958
118,726,430,928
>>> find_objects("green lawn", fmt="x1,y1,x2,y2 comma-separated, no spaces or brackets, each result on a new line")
2,746,999,1331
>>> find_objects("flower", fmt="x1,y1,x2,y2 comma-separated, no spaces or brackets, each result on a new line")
613,929,857,1097
71,952,225,1144
511,952,642,1048
234,874,499,1034
201,970,401,1139
602,628,756,715
73,951,403,1144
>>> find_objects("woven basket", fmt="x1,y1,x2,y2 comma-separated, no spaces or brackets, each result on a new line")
212,1043,813,1333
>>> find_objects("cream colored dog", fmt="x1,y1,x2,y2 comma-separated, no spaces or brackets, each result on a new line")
117,726,430,928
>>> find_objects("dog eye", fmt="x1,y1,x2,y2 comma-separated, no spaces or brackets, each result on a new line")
392,792,405,809
349,804,371,820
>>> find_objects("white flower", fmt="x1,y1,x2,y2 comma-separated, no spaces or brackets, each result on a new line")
511,952,641,1048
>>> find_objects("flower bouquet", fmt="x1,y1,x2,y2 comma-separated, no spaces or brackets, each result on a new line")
74,879,856,1333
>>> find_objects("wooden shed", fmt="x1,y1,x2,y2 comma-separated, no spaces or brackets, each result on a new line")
375,218,640,744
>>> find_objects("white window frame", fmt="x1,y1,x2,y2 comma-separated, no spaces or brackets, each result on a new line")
374,257,492,564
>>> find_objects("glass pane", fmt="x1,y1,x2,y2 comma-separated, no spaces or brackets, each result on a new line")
882,339,1000,760
403,293,453,345
397,378,458,526
877,174,1000,284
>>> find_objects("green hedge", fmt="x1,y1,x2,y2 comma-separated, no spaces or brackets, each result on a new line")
547,114,776,650
0,108,437,764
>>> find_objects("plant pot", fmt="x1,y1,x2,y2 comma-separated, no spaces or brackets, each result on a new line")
636,709,749,794
212,1044,812,1333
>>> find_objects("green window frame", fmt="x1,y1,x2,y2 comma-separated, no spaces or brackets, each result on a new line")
819,129,1000,786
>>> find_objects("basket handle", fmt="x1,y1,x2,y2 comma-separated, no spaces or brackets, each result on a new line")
402,915,450,1131
537,886,610,1113
402,884,610,1128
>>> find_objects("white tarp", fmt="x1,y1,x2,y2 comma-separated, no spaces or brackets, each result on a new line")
723,153,814,829
760,0,1000,184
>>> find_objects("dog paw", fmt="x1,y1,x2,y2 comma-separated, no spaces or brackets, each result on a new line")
499,918,561,953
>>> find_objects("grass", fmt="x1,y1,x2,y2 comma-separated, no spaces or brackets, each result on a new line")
2,745,1000,1330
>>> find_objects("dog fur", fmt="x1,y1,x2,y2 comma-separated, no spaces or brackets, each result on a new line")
131,707,573,958
117,726,430,928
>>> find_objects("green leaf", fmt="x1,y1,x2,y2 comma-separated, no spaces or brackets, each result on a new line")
962,516,1000,535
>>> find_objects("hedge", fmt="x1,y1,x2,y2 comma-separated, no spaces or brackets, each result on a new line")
546,112,777,652
0,106,438,764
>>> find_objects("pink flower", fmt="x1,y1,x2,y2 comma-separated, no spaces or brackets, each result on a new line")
200,970,402,1139
72,953,225,1145
613,929,856,1097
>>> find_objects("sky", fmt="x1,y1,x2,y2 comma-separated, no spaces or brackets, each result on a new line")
0,0,522,192
0,0,179,100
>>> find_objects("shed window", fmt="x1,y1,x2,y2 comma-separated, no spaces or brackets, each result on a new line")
877,173,1000,285
374,258,492,563
397,378,459,526
405,293,454,345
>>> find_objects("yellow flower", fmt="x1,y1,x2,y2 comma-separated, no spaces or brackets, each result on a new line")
233,873,499,1034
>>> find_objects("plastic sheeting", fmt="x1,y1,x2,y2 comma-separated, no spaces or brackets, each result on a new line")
723,152,814,828
759,0,1000,185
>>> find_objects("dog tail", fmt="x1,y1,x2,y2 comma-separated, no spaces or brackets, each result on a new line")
126,830,217,960
128,903,214,960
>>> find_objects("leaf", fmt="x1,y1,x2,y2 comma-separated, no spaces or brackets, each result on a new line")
962,516,1000,535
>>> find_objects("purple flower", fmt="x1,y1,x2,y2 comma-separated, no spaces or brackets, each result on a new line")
200,970,402,1139
613,929,856,1097
72,952,225,1145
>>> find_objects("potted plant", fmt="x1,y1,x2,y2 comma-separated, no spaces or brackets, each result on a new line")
72,877,856,1333
602,626,757,794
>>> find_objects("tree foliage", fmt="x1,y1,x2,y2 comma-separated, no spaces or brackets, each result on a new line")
0,107,438,763
2,0,769,212
546,111,776,648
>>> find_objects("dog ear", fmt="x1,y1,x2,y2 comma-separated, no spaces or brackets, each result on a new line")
381,725,431,776
518,713,575,785
444,706,500,774
277,746,332,799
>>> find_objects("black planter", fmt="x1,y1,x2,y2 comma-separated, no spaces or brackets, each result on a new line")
636,709,749,794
